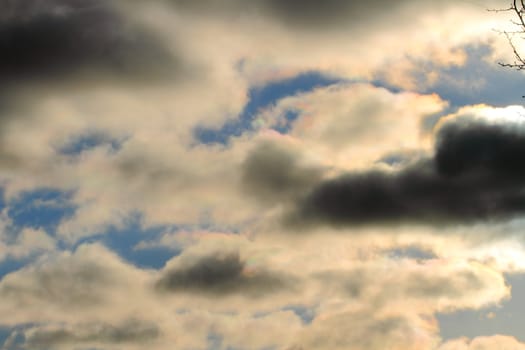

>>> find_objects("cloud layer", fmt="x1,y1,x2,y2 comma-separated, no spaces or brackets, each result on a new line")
0,0,523,349
280,106,525,227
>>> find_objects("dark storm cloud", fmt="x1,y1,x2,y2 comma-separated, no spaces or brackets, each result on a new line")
156,252,290,296
0,0,175,90
277,116,525,227
435,118,525,177
241,142,324,204
24,319,159,347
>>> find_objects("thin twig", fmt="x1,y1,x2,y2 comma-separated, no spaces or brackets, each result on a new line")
495,1,525,72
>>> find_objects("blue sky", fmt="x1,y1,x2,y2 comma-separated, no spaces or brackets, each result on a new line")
194,71,342,144
2,1,525,350
438,273,525,342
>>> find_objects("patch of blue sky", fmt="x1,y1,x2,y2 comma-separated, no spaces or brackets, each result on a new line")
371,43,525,117
68,211,245,270
253,304,315,326
59,131,125,156
207,335,262,350
7,188,76,234
428,46,524,106
0,324,35,350
272,110,301,135
282,305,316,325
377,153,410,167
0,257,34,281
0,188,77,280
420,105,459,131
368,79,404,94
74,214,178,270
194,71,342,145
0,188,74,280
385,246,436,261
371,44,525,131
208,335,250,350
197,210,245,235
376,150,430,168
437,273,525,342
207,332,224,350
419,44,525,108
0,188,6,213
0,328,11,350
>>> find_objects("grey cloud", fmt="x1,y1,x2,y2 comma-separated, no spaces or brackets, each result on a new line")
283,116,525,227
307,262,506,341
0,0,185,175
293,310,428,350
22,319,159,348
241,142,324,204
0,0,177,92
259,0,407,28
156,252,291,296
116,153,176,183
0,245,134,310
168,0,452,30
315,269,366,298
0,260,110,308
404,270,485,299
173,0,363,27
317,266,490,305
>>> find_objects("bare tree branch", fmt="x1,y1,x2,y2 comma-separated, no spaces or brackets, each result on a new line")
495,1,525,71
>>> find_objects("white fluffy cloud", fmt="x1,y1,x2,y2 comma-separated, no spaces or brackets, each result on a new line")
438,335,525,350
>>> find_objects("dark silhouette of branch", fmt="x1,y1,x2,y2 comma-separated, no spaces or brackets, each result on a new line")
495,0,525,70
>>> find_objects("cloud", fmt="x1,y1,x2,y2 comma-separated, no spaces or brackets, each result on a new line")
284,254,508,350
168,0,474,31
256,83,445,170
241,141,325,204
154,0,502,92
21,319,159,349
0,228,55,261
435,111,525,177
0,0,176,92
157,251,291,296
0,243,154,325
313,258,508,314
0,1,522,348
284,106,525,227
257,0,454,31
290,310,439,350
0,234,513,349
0,249,113,309
0,0,505,240
438,335,525,350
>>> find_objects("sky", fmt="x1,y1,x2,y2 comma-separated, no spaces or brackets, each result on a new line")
4,0,525,349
